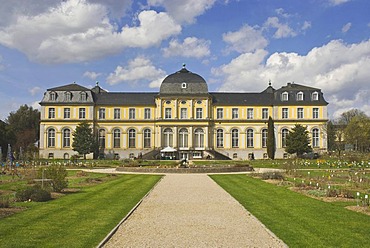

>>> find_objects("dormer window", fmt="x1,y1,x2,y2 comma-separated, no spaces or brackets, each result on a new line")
181,82,187,89
312,91,319,101
80,92,87,101
281,92,289,101
297,92,304,101
49,92,57,101
65,92,72,101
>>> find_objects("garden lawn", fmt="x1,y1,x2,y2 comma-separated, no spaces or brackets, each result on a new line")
0,174,162,248
210,174,370,248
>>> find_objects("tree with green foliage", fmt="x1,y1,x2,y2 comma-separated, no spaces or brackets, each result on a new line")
6,105,40,158
72,121,97,159
0,120,11,161
344,114,370,152
285,124,312,157
266,116,276,159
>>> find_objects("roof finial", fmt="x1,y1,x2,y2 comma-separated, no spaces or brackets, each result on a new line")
182,63,186,68
96,81,99,86
268,79,272,86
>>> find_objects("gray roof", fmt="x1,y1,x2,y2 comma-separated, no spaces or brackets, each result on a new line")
48,83,90,92
94,92,157,106
160,67,208,95
211,93,274,106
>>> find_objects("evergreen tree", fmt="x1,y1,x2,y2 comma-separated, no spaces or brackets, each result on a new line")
266,116,276,159
72,121,97,159
285,124,312,157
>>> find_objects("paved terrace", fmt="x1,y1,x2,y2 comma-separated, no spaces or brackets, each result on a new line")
103,174,287,247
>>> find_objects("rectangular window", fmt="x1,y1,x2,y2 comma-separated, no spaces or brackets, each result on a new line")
129,108,135,119
313,108,319,119
99,108,105,119
232,108,238,119
297,108,304,119
114,108,121,120
196,108,203,119
180,108,187,119
144,108,151,119
48,108,55,119
79,108,86,119
64,108,70,119
247,108,254,119
217,108,223,119
282,108,288,119
262,108,269,119
165,108,172,119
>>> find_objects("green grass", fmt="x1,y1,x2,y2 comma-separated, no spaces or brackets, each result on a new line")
210,174,370,248
0,174,162,248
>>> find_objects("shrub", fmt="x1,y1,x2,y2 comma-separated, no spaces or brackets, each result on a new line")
0,195,10,208
38,165,68,192
261,172,284,180
16,186,51,202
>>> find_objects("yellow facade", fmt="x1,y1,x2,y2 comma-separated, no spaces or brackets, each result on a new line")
39,67,328,160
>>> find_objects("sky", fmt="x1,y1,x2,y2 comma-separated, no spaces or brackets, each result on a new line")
0,0,370,121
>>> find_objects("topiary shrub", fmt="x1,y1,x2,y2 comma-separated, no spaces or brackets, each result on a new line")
16,186,51,202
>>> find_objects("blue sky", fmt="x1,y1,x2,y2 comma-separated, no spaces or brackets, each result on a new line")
0,0,370,120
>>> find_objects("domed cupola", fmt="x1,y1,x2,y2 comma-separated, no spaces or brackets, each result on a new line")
159,64,208,95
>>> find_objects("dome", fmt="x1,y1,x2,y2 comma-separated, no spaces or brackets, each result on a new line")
159,65,208,95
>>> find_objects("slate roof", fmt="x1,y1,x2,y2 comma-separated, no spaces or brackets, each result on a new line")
160,67,208,94
94,92,157,106
211,92,274,106
48,83,90,92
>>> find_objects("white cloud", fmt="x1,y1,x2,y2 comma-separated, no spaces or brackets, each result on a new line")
275,8,292,18
342,22,352,33
328,0,351,6
29,86,42,96
213,39,370,118
0,0,181,64
264,17,296,39
83,71,102,80
162,37,211,58
147,0,215,24
302,21,312,31
106,56,166,86
223,24,268,53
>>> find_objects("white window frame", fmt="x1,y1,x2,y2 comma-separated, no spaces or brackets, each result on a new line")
297,108,304,119
262,108,269,119
180,108,187,119
232,108,239,119
129,108,135,119
247,108,253,120
196,108,203,119
144,108,151,119
313,108,319,119
165,108,172,119
297,92,304,101
281,92,289,101
217,108,223,119
79,108,86,119
282,108,289,119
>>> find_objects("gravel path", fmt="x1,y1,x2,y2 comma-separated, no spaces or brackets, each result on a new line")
104,174,287,248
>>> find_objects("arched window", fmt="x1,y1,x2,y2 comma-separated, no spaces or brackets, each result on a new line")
47,128,55,147
194,128,204,148
312,128,320,148
281,128,289,148
178,128,188,148
261,129,268,148
247,129,254,148
281,92,289,101
63,128,71,148
296,91,304,101
65,92,72,101
80,92,87,101
128,129,136,148
216,129,224,148
49,92,57,101
143,129,151,148
312,91,319,101
99,129,106,148
231,129,239,148
113,129,121,148
163,128,173,147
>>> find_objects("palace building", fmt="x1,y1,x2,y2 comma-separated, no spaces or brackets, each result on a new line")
39,65,328,160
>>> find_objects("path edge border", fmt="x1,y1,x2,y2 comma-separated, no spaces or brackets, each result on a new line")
97,175,165,248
